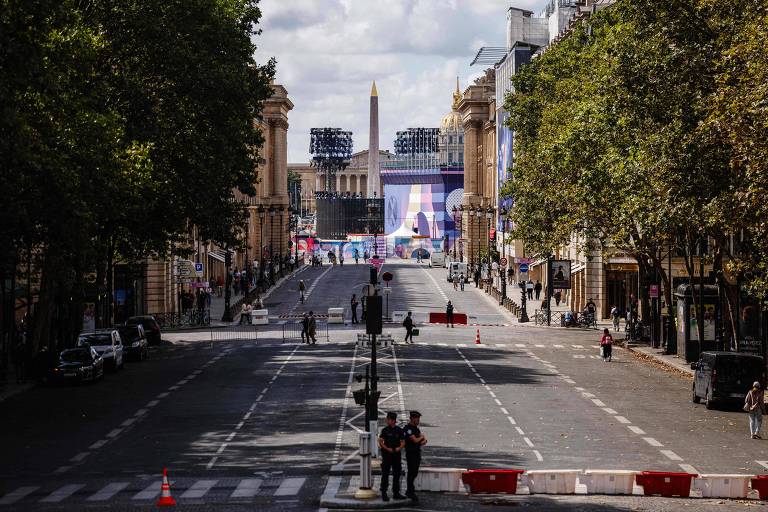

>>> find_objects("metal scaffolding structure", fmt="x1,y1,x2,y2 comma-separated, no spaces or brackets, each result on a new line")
309,128,353,193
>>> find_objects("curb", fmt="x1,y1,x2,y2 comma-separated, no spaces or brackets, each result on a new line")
621,343,694,380
320,495,412,509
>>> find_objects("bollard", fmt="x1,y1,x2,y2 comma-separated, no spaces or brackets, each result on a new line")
369,420,379,458
354,432,377,499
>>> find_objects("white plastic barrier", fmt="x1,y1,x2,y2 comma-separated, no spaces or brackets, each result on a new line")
250,309,268,325
415,468,467,492
328,307,344,324
581,470,637,495
693,474,751,498
392,311,407,323
356,333,393,347
524,470,581,494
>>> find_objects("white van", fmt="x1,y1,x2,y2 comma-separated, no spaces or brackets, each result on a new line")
429,252,446,268
447,262,468,282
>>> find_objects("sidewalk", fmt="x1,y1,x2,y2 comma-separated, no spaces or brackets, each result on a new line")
622,343,695,378
0,366,35,403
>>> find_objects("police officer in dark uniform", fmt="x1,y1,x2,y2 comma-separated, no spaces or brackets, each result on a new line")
404,410,427,501
378,412,405,502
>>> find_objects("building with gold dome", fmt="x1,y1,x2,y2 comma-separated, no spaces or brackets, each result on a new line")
439,79,465,167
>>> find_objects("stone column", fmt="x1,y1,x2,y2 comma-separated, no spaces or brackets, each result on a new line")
274,119,289,199
462,120,480,202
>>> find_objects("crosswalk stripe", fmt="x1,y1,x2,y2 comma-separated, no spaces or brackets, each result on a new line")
230,478,262,498
534,344,545,348
457,344,467,347
515,344,526,347
180,480,218,499
40,484,84,503
0,486,39,505
274,477,306,496
132,481,160,500
87,482,129,501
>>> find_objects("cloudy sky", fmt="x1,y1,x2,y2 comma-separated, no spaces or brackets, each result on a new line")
253,0,543,163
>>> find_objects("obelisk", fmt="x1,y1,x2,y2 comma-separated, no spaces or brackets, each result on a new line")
367,81,380,198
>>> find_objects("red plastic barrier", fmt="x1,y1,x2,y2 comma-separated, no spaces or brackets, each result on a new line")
752,475,768,499
635,471,696,498
429,312,468,325
461,469,525,494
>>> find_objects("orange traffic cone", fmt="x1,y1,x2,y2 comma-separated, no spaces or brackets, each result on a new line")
156,468,176,507
475,329,481,344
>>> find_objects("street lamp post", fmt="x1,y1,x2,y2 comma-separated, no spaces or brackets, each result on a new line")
257,207,265,287
269,207,276,285
451,205,458,260
279,206,285,277
475,207,483,273
499,207,507,306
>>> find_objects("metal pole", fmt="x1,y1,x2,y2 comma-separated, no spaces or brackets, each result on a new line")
547,255,553,326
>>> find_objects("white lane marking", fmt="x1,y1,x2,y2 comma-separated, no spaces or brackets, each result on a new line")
563,378,576,384
89,439,108,450
643,437,664,447
515,344,526,348
591,399,606,407
53,466,71,474
391,344,407,419
679,464,699,474
523,437,535,447
494,398,502,406
226,432,237,442
601,408,618,415
420,265,449,302
243,412,252,420
146,400,159,407
478,378,486,384
757,461,768,470
581,392,596,399
438,343,447,347
70,452,89,463
533,450,543,461
40,484,84,503
553,344,564,348
628,426,646,435
87,482,129,501
261,387,269,394
180,480,218,499
489,391,496,398
235,421,245,430
660,450,683,461
507,416,517,425
573,355,586,359
231,479,263,498
274,477,307,496
495,344,507,347
515,427,525,435
133,482,161,500
500,407,509,415
457,344,468,347
168,385,180,390
206,457,218,470
106,428,123,438
572,345,584,349
614,416,631,424
134,408,148,417
535,344,545,348
157,392,169,399
121,418,137,427
0,486,39,505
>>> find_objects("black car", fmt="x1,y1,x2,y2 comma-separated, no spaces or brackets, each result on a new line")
691,351,765,409
126,315,161,345
52,347,104,384
117,325,149,361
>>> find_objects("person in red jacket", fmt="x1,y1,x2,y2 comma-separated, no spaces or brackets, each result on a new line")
600,328,614,362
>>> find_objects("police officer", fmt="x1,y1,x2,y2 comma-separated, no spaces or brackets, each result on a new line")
378,412,405,502
404,410,427,501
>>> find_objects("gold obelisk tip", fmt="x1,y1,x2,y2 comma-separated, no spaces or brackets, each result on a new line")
371,80,378,97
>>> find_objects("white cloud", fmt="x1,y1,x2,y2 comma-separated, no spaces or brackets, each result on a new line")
254,0,544,162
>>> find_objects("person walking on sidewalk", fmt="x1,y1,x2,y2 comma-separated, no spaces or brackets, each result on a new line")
611,305,621,332
474,268,481,288
600,328,614,362
300,312,310,344
527,280,534,300
354,249,360,264
745,382,765,439
298,279,306,304
446,301,455,328
404,411,427,501
403,312,414,344
452,273,458,290
459,273,465,291
307,311,317,344
350,294,359,324
379,412,406,502
534,280,542,300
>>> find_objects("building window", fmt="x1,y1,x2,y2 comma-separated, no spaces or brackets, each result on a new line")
448,152,453,163
459,152,464,163
459,135,463,144
448,135,453,144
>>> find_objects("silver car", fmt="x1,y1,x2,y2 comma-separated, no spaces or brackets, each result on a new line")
78,329,124,371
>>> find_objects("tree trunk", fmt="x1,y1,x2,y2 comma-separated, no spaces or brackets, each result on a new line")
222,247,233,322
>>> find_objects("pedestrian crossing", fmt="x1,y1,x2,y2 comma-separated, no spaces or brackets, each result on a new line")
0,476,310,506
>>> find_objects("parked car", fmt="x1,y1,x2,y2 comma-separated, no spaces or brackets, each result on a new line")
691,351,765,409
117,325,149,361
78,329,124,371
126,315,161,345
51,347,104,384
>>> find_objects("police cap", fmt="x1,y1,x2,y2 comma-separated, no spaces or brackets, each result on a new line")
386,412,397,420
409,410,422,418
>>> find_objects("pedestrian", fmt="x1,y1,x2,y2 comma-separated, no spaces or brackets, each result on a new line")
745,382,765,439
298,279,306,304
354,249,359,264
239,302,249,325
300,312,309,343
600,328,613,362
361,295,367,321
308,311,317,344
459,272,465,291
379,412,406,502
351,294,359,324
474,268,481,288
364,250,369,263
446,300,454,328
610,305,620,332
534,280,542,300
403,312,414,344
527,280,534,300
586,298,597,316
452,273,458,290
404,411,427,501
339,253,344,266
554,289,562,306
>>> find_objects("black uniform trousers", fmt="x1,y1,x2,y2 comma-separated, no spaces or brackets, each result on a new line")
380,452,401,494
406,452,421,495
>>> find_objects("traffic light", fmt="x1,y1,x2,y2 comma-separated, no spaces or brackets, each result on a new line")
369,267,377,285
366,296,382,334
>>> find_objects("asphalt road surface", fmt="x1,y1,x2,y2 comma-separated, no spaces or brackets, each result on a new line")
1,259,766,511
